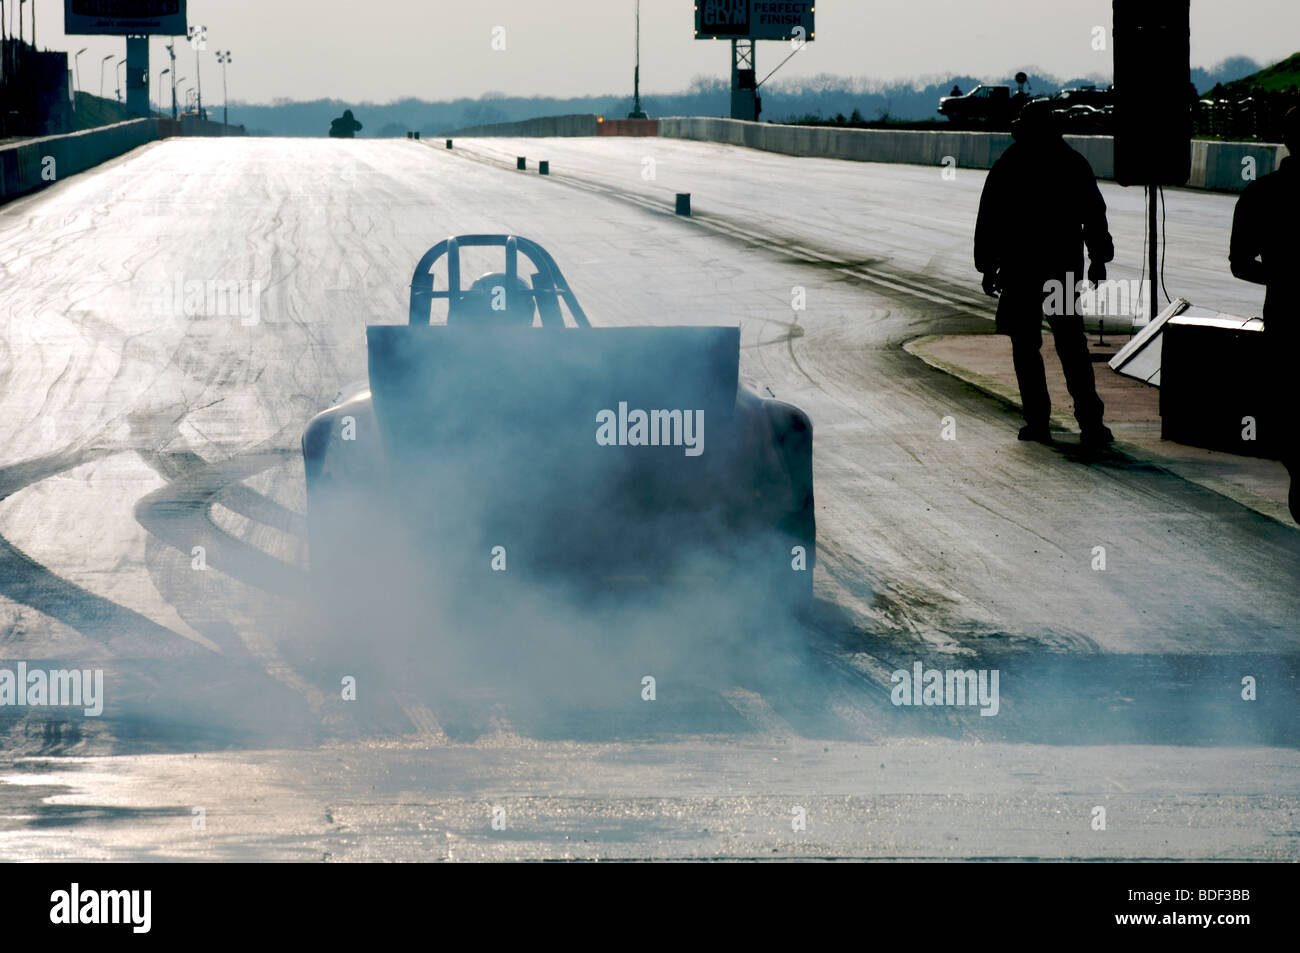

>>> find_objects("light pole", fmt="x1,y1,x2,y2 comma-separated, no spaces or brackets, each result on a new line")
215,51,232,128
165,42,178,120
175,76,186,118
99,54,113,98
187,25,206,120
115,58,125,102
628,0,646,119
74,48,87,94
158,68,169,113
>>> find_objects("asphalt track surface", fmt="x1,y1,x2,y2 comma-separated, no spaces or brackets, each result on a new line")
0,137,1295,860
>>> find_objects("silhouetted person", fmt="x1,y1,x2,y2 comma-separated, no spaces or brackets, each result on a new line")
329,109,363,139
975,99,1115,447
1230,106,1299,521
951,84,963,97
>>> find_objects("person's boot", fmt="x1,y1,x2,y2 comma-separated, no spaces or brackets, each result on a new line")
1080,424,1114,450
1018,422,1052,443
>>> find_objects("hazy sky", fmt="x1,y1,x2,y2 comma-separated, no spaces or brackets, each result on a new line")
25,1,1300,105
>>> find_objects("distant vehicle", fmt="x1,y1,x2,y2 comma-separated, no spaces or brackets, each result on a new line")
1050,85,1113,110
937,84,1028,125
1056,104,1112,135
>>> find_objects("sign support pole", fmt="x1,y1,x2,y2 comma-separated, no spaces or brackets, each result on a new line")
126,34,149,117
629,0,646,119
696,0,811,121
730,38,757,121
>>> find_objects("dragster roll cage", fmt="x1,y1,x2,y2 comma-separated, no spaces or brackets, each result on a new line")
407,234,592,328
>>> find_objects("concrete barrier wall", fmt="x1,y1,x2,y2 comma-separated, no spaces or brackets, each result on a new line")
10,113,1272,203
448,114,600,138
596,118,659,137
178,116,248,137
660,115,1018,168
1188,140,1288,191
0,118,159,203
1066,136,1114,180
658,117,1288,192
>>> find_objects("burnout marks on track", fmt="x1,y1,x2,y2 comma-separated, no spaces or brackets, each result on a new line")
0,447,206,659
134,448,307,603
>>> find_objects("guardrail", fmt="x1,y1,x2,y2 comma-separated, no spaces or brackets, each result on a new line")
659,115,1014,169
445,114,601,138
657,117,1288,193
442,113,1288,193
0,118,159,203
15,114,1269,202
177,116,248,137
1187,139,1288,192
597,118,659,137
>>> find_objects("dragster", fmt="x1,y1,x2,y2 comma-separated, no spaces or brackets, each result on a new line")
302,235,815,627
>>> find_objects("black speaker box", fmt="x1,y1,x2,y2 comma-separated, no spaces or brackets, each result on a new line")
1113,0,1192,186
1160,314,1279,457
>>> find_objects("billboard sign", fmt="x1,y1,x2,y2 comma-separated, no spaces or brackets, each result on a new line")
695,1,815,42
64,0,188,36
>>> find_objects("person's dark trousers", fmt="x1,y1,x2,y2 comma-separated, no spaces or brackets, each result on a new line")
1003,293,1105,432
1047,312,1105,431
1010,326,1052,428
1266,331,1297,458
1265,328,1299,520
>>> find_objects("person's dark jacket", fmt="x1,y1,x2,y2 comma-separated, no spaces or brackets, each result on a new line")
1230,155,1298,333
975,137,1114,292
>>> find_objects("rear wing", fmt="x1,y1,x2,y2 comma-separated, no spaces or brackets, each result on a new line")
377,235,740,453
367,325,741,444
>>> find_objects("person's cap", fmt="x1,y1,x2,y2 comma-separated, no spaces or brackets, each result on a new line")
1011,98,1062,140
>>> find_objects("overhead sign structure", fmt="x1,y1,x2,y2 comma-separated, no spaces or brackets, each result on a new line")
695,1,815,42
64,0,188,36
